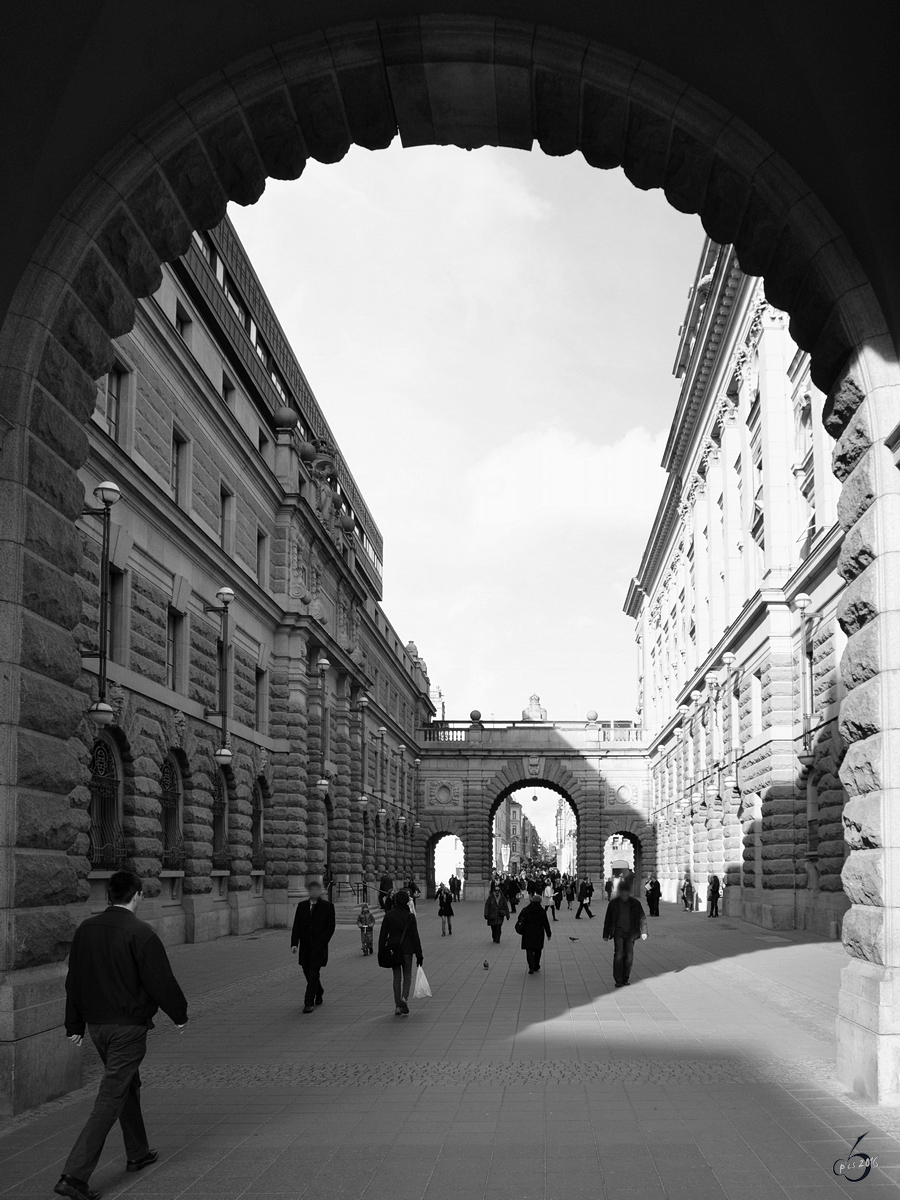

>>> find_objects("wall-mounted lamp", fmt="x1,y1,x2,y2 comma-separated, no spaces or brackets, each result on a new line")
204,584,235,765
794,592,814,755
357,794,369,810
317,655,331,675
316,777,330,795
358,694,369,709
82,481,122,725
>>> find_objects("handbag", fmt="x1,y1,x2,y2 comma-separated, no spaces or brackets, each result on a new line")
378,914,413,968
412,965,432,1000
514,914,524,935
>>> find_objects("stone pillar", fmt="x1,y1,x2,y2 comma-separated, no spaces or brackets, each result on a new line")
304,651,326,884
830,358,900,1103
330,675,352,882
348,695,365,889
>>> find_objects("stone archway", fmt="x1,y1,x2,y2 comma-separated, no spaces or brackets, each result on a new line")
0,15,898,1107
486,775,582,878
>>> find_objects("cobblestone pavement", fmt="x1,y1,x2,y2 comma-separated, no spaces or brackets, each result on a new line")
3,900,900,1199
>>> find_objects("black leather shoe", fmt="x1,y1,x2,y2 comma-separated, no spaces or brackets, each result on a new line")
314,994,323,1006
126,1149,158,1173
54,1176,100,1200
303,1005,314,1013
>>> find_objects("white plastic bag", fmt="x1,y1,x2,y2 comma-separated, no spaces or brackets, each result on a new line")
412,965,432,1000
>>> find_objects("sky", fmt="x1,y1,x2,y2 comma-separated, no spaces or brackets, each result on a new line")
229,140,704,726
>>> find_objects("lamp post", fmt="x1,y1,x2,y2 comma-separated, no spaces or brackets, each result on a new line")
794,593,814,764
82,481,121,725
204,585,235,767
413,757,421,827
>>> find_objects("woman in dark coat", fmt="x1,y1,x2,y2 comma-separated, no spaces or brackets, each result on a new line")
377,889,424,1016
707,875,721,918
516,893,552,973
483,882,510,943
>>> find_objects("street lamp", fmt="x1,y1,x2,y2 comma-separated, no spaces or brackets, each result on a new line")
794,593,814,762
204,583,235,767
82,481,121,725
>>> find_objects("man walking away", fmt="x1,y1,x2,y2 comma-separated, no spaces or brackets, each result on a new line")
378,871,394,910
291,880,336,1013
575,876,595,919
516,893,553,974
56,871,188,1200
646,877,662,917
602,880,648,988
604,878,613,901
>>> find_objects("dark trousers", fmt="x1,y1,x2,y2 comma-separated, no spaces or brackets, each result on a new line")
613,934,635,985
575,901,594,918
299,951,325,1006
63,1024,150,1182
490,923,502,943
392,955,413,1005
708,895,719,917
648,897,660,916
526,948,542,971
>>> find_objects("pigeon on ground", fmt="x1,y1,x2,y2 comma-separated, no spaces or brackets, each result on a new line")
568,937,579,941
483,960,489,969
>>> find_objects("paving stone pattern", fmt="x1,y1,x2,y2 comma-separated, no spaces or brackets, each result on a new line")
2,901,899,1198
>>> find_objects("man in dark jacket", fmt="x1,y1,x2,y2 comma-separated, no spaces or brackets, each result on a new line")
378,871,394,910
575,876,595,919
291,880,336,1013
602,880,648,988
56,871,188,1200
516,893,553,973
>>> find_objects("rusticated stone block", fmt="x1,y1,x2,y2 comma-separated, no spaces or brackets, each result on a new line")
125,169,193,262
836,449,878,531
841,903,882,963
72,247,136,338
243,92,308,180
97,206,164,298
16,793,82,850
14,852,85,907
36,335,98,423
838,674,893,745
842,849,882,906
837,565,878,635
28,386,89,470
840,732,885,796
842,793,882,850
161,138,229,232
841,615,900,689
17,729,83,795
200,113,266,206
18,672,84,739
50,289,114,380
26,437,83,521
832,404,873,482
823,371,865,438
25,496,82,577
22,552,82,629
20,609,82,685
13,909,78,968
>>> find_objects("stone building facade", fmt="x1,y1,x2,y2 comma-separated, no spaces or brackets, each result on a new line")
73,215,435,961
626,239,849,937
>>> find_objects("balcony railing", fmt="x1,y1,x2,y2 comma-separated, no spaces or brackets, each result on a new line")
419,721,645,743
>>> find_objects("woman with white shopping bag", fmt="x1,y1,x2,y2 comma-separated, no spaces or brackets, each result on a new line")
377,889,424,1016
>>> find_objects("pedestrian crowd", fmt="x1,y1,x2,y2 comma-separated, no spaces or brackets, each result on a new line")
55,863,721,1200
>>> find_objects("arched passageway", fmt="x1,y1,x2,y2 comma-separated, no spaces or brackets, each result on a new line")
0,13,898,1110
489,781,579,877
427,832,466,899
604,830,642,886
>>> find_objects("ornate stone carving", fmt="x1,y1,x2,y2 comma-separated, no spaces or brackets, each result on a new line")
424,780,464,813
522,694,547,721
289,527,310,600
172,710,186,749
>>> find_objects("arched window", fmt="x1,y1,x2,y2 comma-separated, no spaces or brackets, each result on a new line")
88,737,125,869
251,782,264,869
160,756,185,869
211,769,229,870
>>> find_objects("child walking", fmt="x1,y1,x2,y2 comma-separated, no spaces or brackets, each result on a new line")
357,903,375,955
438,887,454,936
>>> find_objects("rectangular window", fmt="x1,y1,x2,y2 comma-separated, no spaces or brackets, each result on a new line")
255,668,268,733
221,372,236,408
750,670,763,736
192,230,211,262
96,365,125,442
256,528,268,583
175,301,192,345
166,609,183,692
219,486,233,552
170,428,187,504
107,568,126,664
